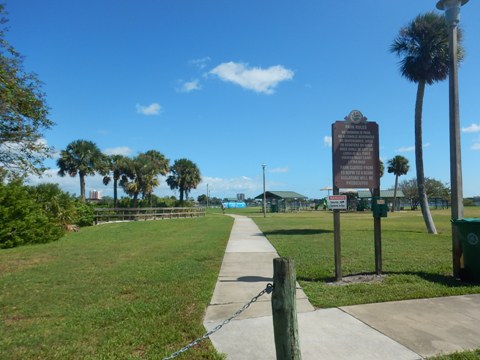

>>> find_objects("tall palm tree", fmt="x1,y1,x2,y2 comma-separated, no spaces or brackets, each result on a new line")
390,12,463,234
387,155,410,212
102,155,133,208
167,158,201,204
57,140,108,202
120,150,169,208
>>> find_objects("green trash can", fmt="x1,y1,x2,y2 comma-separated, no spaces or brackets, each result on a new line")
452,218,480,281
270,204,278,213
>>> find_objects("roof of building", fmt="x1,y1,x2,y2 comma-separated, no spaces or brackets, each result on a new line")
357,190,405,198
254,191,308,200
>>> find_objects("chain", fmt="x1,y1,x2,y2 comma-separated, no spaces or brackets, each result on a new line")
162,283,274,360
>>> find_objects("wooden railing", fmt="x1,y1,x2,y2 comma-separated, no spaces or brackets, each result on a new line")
94,207,206,225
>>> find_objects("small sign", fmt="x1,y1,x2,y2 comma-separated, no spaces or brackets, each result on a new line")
328,195,347,210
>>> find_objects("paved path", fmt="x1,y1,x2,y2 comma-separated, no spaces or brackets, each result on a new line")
203,214,480,359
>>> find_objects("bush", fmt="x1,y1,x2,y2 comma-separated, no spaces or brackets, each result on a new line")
74,201,95,227
0,181,65,248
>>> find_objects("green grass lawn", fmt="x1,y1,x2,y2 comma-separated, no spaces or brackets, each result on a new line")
2,207,480,359
0,214,233,360
244,207,480,308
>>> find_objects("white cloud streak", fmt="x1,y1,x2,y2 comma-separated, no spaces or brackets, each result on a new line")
103,146,133,156
269,167,288,173
136,102,161,115
324,136,332,147
396,143,430,153
462,123,480,133
209,61,294,94
178,79,201,93
189,57,211,69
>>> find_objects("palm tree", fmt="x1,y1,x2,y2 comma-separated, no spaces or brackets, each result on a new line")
102,155,133,208
57,140,108,202
390,12,463,234
167,158,202,204
120,150,169,208
387,155,410,212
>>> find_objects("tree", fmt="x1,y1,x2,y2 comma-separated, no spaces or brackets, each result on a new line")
399,177,450,210
390,12,463,234
387,155,410,212
120,150,169,208
167,158,202,204
57,140,108,202
0,5,53,176
102,155,133,208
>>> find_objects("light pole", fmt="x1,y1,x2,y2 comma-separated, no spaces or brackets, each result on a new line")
206,184,209,208
262,164,266,218
436,0,467,278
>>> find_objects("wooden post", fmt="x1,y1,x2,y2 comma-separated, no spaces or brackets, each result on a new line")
333,186,342,281
272,258,302,360
373,188,382,275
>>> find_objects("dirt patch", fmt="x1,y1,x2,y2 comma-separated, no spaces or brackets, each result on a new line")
326,273,386,286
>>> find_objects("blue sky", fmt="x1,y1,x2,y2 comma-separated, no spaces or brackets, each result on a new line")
5,0,480,200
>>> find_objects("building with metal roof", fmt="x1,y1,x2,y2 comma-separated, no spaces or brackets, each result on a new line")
357,190,405,211
254,191,308,212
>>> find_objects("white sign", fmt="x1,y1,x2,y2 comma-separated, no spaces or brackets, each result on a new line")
328,195,347,210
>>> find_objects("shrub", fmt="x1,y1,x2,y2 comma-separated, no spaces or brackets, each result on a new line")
0,181,65,248
74,201,95,227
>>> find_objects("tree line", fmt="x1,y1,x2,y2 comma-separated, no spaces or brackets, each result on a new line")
57,139,202,208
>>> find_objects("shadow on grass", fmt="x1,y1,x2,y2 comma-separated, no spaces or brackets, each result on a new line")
385,271,480,287
263,229,332,236
220,276,273,283
298,271,480,287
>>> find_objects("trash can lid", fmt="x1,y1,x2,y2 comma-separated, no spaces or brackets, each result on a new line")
451,218,480,224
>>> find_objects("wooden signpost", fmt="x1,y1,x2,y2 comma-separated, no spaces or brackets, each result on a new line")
331,110,382,281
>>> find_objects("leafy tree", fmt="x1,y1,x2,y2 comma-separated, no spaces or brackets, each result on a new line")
399,177,450,211
120,150,169,207
0,5,53,176
57,140,109,202
390,12,463,234
102,154,133,208
387,155,410,212
197,194,208,204
379,159,384,179
167,158,202,204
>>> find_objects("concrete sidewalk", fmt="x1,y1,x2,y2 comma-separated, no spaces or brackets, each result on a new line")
203,214,480,359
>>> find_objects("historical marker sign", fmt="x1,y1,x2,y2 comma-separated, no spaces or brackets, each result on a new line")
332,110,380,189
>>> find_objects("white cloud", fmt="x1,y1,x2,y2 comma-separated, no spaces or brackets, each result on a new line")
324,136,332,147
190,57,211,69
200,175,259,194
178,79,201,93
462,123,480,133
471,143,480,150
397,145,415,152
209,61,294,94
136,102,161,116
103,146,133,156
397,143,430,153
269,167,289,173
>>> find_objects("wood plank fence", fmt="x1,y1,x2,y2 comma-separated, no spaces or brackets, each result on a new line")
94,207,206,225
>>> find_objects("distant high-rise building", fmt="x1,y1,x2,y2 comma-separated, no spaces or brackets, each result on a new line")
237,193,245,201
89,190,102,200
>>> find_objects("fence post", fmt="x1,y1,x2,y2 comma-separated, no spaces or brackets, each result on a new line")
272,257,302,360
